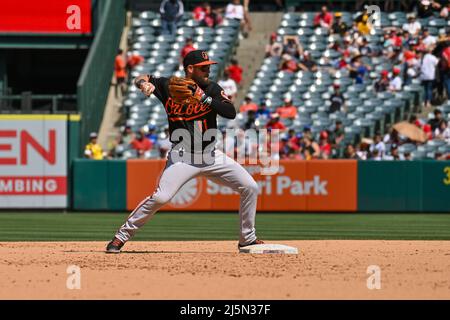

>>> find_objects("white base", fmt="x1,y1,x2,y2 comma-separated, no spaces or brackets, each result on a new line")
239,244,298,254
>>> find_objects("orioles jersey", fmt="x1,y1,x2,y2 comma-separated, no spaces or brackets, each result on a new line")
149,75,235,153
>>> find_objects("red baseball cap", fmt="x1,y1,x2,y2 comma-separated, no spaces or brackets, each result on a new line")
381,70,389,76
393,67,401,75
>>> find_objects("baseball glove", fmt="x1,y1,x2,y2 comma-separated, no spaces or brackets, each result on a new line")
168,76,204,105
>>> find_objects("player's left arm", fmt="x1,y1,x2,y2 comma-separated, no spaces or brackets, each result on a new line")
200,83,236,119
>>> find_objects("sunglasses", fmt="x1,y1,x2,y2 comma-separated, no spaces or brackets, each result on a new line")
195,65,210,72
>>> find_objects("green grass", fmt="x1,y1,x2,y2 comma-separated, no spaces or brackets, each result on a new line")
0,212,450,241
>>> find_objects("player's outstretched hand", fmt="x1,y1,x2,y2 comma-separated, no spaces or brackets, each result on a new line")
134,74,155,97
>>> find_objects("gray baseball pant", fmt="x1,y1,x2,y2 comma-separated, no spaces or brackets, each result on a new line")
114,149,258,246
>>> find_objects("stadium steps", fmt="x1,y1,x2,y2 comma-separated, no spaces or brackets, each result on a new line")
234,12,283,106
97,12,132,150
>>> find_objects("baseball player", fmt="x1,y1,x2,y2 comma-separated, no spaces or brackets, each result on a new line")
106,50,264,253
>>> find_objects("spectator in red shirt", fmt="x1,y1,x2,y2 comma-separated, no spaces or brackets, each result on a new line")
126,52,144,76
227,58,243,85
276,97,298,119
318,131,332,159
193,2,222,28
130,131,153,158
314,6,333,30
280,54,299,73
240,96,258,113
114,49,127,98
193,2,207,21
265,113,287,131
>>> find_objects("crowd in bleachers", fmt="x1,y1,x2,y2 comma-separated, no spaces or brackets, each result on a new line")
87,1,450,161
237,2,450,161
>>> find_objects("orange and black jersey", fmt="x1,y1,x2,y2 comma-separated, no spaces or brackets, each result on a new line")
149,75,236,153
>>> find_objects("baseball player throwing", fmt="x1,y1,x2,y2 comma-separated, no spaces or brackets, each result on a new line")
106,50,264,253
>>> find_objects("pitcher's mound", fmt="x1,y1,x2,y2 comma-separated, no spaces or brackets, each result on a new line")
239,243,298,254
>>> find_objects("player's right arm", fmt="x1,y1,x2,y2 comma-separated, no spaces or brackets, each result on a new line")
134,74,155,97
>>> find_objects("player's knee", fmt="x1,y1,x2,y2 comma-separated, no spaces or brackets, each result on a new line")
242,179,259,195
151,193,172,205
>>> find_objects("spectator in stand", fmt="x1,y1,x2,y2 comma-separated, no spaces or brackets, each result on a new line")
126,52,144,76
282,36,303,60
402,14,421,37
318,131,332,159
331,12,348,36
280,54,300,73
243,110,257,130
180,38,196,60
356,11,371,36
276,97,297,119
203,3,223,28
240,96,258,113
369,132,386,158
265,113,287,131
348,55,370,84
417,0,441,19
357,139,371,160
389,67,403,92
193,2,222,27
420,47,439,108
374,70,390,92
225,0,249,38
114,49,127,98
428,109,444,131
422,28,437,49
383,126,402,145
303,136,320,160
130,130,153,158
358,37,374,57
330,120,345,147
256,101,271,119
434,120,450,143
344,143,359,159
218,70,238,102
313,6,333,30
265,32,283,58
440,42,450,100
84,132,104,160
122,125,134,146
371,149,383,160
226,58,243,86
298,51,318,72
160,0,184,35
145,125,158,145
193,2,207,21
328,83,345,113
383,144,401,160
404,49,421,85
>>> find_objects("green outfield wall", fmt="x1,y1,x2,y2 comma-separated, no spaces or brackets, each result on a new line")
71,160,450,212
72,159,126,210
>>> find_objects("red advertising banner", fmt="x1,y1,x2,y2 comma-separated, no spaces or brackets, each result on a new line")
127,160,358,212
0,115,68,208
0,0,91,34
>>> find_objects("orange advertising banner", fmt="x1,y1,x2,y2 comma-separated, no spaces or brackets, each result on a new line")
126,160,358,212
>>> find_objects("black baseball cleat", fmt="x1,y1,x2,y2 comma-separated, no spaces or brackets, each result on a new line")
238,239,265,249
105,237,124,254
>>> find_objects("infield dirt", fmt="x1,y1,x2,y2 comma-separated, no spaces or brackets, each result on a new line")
0,240,449,299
